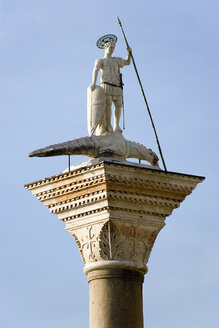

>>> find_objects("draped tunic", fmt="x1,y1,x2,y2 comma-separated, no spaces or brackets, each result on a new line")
94,57,129,97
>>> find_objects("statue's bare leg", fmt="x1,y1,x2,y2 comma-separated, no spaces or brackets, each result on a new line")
105,95,113,132
113,97,123,133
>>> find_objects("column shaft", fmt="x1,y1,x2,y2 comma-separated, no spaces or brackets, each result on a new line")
88,269,144,328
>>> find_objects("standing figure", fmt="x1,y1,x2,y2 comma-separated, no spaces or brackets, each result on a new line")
89,34,132,135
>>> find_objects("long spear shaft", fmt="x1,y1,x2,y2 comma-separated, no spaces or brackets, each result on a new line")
117,17,167,171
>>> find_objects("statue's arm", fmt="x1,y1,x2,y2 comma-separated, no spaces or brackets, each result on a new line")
124,47,132,65
90,59,102,91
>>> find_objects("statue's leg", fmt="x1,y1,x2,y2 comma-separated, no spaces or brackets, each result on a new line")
105,95,113,132
114,96,122,132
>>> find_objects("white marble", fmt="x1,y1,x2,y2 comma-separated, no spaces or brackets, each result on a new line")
88,41,132,135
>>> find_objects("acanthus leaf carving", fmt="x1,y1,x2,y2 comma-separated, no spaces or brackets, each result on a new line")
67,220,162,267
99,222,150,264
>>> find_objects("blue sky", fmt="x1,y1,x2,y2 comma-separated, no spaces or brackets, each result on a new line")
1,0,219,327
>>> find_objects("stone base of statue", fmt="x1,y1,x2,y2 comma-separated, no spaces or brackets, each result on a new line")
25,158,204,328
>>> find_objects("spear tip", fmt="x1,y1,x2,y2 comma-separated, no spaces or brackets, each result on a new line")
117,16,122,26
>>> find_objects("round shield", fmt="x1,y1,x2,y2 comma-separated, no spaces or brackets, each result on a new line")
96,34,117,49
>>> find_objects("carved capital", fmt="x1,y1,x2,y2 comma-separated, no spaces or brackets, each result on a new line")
66,218,164,274
25,160,204,274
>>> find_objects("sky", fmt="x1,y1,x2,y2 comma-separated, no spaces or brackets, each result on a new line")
1,0,219,327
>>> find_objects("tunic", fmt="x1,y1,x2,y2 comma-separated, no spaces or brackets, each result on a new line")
94,57,129,97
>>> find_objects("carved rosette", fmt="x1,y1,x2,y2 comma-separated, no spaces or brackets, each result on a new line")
25,160,204,275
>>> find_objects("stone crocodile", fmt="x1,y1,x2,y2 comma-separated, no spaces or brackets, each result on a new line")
28,132,160,168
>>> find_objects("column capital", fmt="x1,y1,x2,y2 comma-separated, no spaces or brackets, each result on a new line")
25,159,204,274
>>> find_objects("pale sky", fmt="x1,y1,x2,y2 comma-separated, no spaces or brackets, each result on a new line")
1,1,219,327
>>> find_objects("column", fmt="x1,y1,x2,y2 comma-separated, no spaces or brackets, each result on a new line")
25,159,204,327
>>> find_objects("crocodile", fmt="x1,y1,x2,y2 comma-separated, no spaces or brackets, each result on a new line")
28,132,160,168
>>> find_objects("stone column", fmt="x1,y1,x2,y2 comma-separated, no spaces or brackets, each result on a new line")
88,269,144,328
25,159,204,328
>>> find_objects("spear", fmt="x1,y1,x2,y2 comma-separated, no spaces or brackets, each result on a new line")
117,17,167,171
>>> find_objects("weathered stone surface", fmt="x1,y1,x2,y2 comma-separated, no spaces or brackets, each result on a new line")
28,132,160,167
25,159,204,328
88,269,144,328
25,159,204,274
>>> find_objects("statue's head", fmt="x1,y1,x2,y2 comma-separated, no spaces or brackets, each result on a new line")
104,42,115,55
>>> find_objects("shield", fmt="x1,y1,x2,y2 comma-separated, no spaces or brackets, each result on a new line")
87,85,105,136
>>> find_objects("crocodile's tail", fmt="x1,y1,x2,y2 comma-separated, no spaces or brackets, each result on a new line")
126,140,160,167
28,137,96,157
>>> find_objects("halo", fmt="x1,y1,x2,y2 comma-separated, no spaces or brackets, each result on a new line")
96,34,117,49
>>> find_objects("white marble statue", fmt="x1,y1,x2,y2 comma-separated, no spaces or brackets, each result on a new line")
87,34,132,136
28,35,161,168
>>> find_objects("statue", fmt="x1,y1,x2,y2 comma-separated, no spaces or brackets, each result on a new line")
28,30,162,169
87,34,132,136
